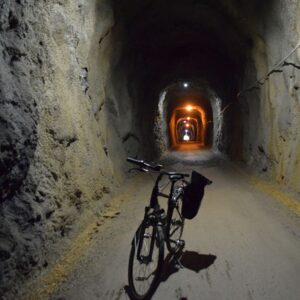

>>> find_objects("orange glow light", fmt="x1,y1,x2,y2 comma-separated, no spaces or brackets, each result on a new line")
185,123,190,127
169,103,207,148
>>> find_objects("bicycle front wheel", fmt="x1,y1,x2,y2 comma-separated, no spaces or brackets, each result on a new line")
128,222,164,300
166,194,185,253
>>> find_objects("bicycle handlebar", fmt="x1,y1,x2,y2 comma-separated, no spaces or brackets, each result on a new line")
126,157,189,178
127,157,163,171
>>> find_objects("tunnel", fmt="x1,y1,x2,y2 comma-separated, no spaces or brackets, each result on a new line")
156,80,214,150
0,0,300,298
114,0,248,158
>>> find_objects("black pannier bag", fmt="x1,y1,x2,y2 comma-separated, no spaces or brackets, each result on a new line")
182,171,212,219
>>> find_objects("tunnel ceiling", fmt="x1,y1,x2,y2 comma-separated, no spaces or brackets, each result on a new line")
165,85,212,112
112,0,276,157
113,0,271,104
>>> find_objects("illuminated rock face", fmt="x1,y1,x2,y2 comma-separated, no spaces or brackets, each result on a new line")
0,0,299,296
0,0,123,296
238,3,300,192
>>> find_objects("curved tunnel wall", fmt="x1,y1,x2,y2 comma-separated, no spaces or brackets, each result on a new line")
156,81,215,150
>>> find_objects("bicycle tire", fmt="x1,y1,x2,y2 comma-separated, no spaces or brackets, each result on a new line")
166,194,185,253
128,222,164,300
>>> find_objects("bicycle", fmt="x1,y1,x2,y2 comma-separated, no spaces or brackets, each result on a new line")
126,157,212,300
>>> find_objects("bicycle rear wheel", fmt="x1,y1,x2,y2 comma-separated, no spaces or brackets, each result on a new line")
166,194,185,253
128,222,164,300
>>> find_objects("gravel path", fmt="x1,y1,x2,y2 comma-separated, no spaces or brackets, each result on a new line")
50,151,300,300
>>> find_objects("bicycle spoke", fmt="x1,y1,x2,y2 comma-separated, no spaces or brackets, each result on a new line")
129,224,163,298
166,193,185,253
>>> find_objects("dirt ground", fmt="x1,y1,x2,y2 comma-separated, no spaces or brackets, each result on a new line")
33,150,300,300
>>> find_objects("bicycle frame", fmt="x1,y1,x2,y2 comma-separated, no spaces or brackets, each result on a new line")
136,173,183,264
150,172,180,210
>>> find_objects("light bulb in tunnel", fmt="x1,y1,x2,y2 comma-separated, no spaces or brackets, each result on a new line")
185,123,190,127
183,134,190,141
183,82,189,88
186,105,193,111
187,117,191,120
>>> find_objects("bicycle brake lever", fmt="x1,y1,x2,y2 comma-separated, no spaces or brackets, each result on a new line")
128,167,149,173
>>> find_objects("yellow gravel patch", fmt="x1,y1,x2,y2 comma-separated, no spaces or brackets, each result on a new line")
250,177,300,216
234,165,300,216
23,199,124,300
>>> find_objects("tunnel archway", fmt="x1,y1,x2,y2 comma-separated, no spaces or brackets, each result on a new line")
176,116,201,144
155,80,223,153
112,0,252,159
169,102,210,149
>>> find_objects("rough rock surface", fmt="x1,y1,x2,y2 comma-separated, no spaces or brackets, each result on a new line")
238,0,300,193
0,0,129,297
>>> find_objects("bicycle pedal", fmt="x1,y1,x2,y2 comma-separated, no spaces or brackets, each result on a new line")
176,239,185,248
172,256,184,270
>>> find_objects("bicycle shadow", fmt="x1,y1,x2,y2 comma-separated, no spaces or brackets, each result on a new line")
161,250,217,282
124,251,217,299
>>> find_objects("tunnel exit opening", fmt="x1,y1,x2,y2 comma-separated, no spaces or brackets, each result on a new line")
176,116,200,143
169,104,206,148
155,80,224,154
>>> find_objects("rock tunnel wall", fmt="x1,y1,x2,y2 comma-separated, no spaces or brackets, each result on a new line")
235,0,300,193
0,0,132,296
